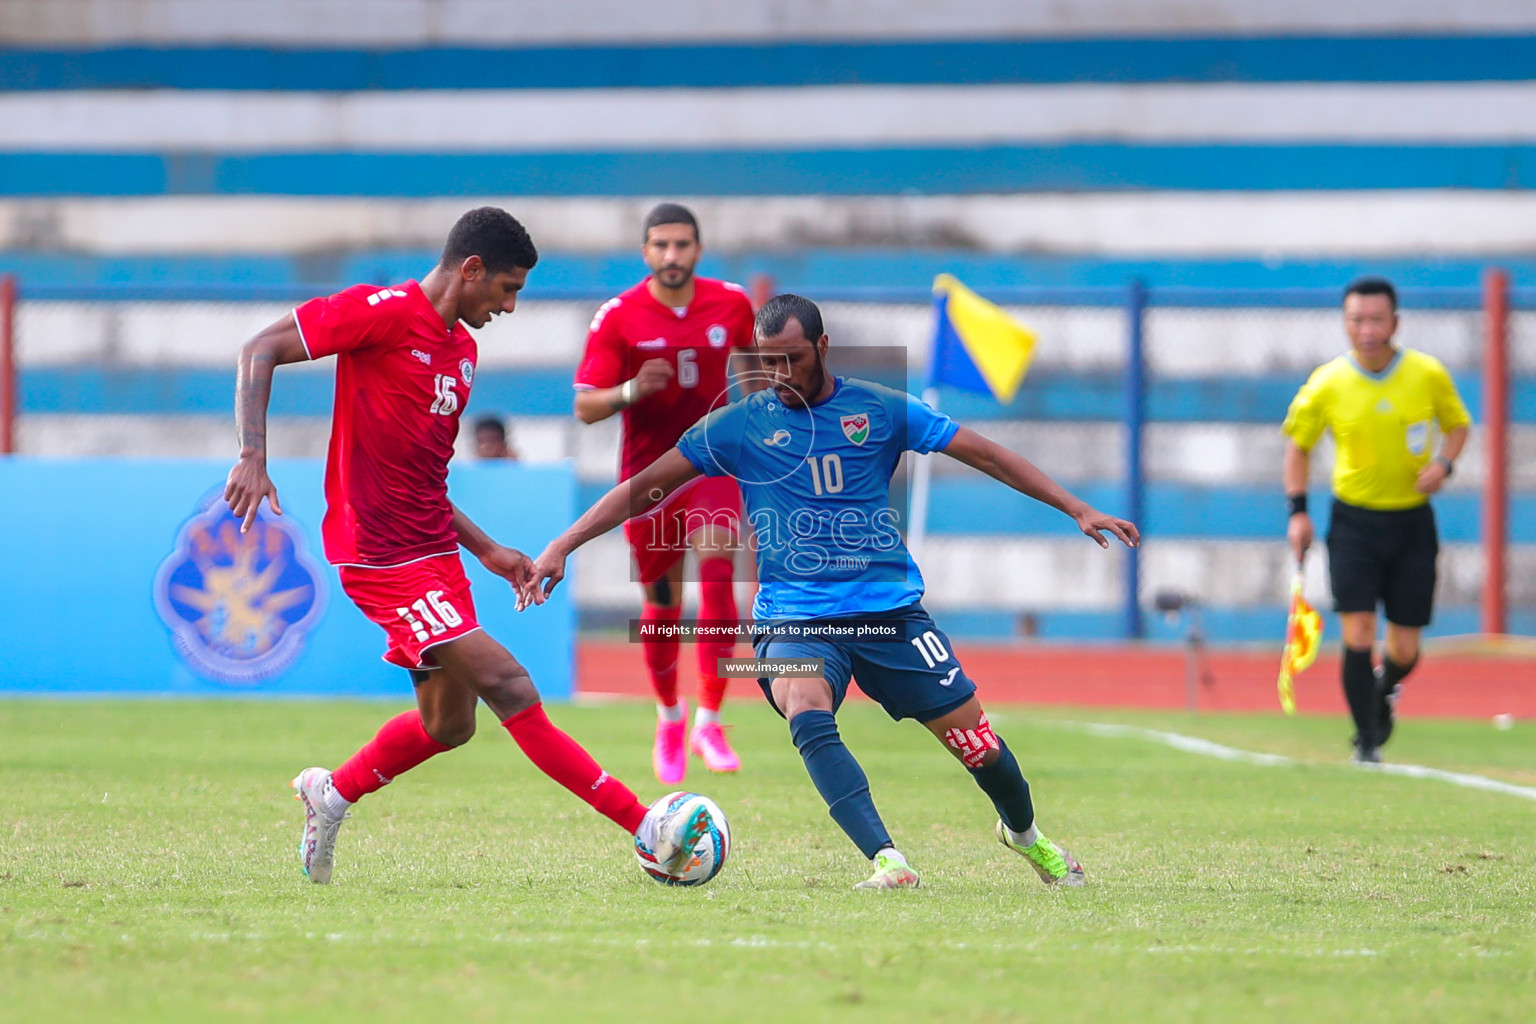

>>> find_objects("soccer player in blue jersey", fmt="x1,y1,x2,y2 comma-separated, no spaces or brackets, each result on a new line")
523,294,1139,890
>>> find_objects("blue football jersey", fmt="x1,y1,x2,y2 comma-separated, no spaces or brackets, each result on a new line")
676,376,958,621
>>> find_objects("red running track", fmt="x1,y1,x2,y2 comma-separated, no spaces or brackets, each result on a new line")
575,640,1536,719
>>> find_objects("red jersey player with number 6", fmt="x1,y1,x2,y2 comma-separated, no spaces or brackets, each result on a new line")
223,207,714,885
574,204,757,784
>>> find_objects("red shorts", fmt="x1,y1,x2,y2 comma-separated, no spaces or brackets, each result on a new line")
623,475,742,583
338,554,481,670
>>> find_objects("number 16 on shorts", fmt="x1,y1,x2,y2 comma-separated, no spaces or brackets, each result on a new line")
397,589,463,642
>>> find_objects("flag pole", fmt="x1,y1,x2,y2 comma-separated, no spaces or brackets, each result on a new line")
907,386,939,563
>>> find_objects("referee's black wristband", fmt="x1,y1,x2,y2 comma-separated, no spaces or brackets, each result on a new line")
1287,493,1308,517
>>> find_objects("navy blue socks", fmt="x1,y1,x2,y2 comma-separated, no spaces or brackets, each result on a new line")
967,738,1035,833
789,709,892,859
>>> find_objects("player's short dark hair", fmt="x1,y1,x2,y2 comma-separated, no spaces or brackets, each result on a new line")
441,207,538,275
756,293,824,343
1344,276,1397,310
642,203,699,243
473,414,507,439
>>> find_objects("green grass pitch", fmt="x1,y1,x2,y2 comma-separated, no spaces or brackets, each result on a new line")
2,698,1532,1023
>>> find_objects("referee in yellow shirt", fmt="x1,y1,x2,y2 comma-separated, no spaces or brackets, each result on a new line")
1282,277,1472,763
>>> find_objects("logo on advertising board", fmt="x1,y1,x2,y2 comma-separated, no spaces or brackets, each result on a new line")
839,413,870,445
153,491,327,686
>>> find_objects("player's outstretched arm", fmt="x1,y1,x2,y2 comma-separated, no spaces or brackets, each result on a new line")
941,426,1139,549
449,501,537,608
224,314,310,532
521,449,702,606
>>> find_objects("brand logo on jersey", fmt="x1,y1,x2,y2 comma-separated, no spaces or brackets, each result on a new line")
411,349,432,366
840,414,870,446
763,429,793,447
153,489,327,687
707,324,728,348
637,337,668,349
366,288,408,306
459,358,475,386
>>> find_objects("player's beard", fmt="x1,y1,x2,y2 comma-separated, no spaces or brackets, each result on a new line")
781,351,828,408
657,264,694,289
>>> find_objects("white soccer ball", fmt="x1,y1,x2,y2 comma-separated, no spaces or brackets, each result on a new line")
636,791,730,887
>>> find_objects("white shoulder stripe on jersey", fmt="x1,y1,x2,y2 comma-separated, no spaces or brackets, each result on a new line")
292,307,314,361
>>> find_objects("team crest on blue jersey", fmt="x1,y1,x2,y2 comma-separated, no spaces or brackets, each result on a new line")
153,490,327,686
840,413,871,446
707,324,728,348
459,358,475,386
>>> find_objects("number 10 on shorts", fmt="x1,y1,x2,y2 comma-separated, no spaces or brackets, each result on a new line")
397,590,463,641
910,630,950,667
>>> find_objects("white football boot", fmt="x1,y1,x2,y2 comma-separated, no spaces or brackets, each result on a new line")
291,767,349,884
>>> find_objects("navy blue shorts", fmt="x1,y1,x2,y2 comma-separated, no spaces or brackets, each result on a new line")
753,603,978,723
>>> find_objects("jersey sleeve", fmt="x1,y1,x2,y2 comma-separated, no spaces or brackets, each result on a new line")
676,400,749,477
293,285,409,361
1427,358,1474,432
1281,366,1330,450
574,297,627,390
729,290,757,350
898,389,960,454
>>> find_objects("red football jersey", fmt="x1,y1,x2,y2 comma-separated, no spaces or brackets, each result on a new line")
574,276,755,480
294,280,476,567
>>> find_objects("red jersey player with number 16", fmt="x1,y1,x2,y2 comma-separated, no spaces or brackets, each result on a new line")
574,203,757,785
223,207,713,886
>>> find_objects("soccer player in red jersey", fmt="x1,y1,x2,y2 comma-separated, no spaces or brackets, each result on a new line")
223,207,710,884
573,204,757,784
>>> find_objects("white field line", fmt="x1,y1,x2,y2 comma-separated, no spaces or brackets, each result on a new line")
1070,722,1536,804
153,931,1503,959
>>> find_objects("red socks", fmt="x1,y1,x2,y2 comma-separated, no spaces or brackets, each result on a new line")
330,710,452,803
503,703,648,834
641,602,682,707
696,558,737,713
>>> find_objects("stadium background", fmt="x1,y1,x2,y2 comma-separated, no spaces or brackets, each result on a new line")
1,0,1532,704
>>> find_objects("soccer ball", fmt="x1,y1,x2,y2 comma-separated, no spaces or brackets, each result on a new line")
636,791,730,887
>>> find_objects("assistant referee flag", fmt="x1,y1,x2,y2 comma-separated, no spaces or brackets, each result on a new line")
928,275,1037,403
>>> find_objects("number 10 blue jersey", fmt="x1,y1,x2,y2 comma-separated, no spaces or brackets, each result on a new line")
675,376,958,622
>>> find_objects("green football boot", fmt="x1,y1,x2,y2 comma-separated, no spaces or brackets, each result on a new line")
854,850,921,890
996,821,1086,887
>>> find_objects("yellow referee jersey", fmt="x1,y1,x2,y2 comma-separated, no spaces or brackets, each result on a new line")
1282,347,1472,510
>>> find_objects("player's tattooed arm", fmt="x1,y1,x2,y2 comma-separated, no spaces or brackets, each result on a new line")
942,426,1139,550
521,448,702,606
224,314,309,532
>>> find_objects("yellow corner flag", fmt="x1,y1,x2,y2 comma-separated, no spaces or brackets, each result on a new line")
1277,569,1323,714
928,274,1037,403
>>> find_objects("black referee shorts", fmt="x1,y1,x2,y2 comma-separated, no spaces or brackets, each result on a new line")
1326,498,1439,627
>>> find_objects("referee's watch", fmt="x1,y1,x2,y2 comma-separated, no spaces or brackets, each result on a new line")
1434,455,1455,477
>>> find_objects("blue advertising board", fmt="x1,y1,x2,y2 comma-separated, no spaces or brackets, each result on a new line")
0,457,575,698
